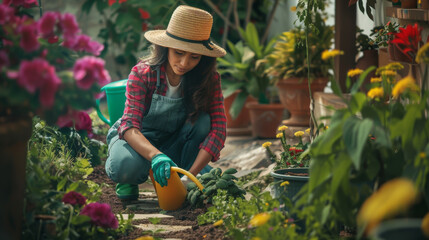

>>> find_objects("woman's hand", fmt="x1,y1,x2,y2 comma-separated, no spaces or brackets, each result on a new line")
151,153,177,187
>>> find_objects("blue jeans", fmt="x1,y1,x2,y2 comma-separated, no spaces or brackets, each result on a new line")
105,113,210,185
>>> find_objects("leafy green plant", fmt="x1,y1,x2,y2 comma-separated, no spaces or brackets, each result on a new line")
297,52,429,235
356,27,378,52
265,8,333,81
198,187,303,240
218,22,277,118
263,126,312,169
23,118,133,239
186,168,245,207
370,21,400,48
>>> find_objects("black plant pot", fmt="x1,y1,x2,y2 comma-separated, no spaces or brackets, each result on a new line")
373,219,427,240
270,168,309,202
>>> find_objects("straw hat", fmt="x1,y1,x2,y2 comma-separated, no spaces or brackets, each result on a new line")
144,5,226,58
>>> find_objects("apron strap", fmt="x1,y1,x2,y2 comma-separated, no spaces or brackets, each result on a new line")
155,66,161,92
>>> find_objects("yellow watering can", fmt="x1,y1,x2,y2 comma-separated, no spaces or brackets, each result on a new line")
149,167,204,211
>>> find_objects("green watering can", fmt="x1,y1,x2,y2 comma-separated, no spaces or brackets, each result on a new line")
95,79,128,126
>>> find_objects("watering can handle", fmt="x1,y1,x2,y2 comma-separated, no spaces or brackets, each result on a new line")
95,98,111,125
171,167,205,192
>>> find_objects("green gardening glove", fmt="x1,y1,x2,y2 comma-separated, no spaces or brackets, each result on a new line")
151,153,177,187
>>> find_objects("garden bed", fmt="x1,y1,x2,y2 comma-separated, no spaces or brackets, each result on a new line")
88,165,227,239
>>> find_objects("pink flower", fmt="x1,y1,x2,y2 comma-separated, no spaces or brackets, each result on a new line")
4,0,38,7
19,23,39,52
17,58,61,107
56,110,93,134
138,8,150,19
0,4,15,24
80,203,118,229
73,56,111,90
62,191,86,206
72,34,104,56
60,13,79,36
38,11,59,38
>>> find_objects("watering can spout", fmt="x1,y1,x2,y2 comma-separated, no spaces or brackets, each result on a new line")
149,167,204,211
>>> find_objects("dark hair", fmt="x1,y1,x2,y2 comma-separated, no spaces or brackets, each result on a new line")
142,44,218,122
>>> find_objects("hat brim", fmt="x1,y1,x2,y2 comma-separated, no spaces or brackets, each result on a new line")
144,30,226,58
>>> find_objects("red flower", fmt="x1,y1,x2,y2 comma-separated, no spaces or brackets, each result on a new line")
80,203,118,229
138,8,150,19
62,191,86,206
119,0,127,3
108,0,116,6
390,23,422,62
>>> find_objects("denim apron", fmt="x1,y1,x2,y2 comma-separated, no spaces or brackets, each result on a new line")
105,67,189,184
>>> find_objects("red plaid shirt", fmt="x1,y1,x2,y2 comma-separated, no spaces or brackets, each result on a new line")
118,62,227,161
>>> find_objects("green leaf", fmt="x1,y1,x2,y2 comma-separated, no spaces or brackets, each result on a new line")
309,155,332,191
244,23,261,58
227,41,241,62
349,92,366,113
343,117,373,170
57,178,67,191
330,152,352,196
81,0,95,14
350,66,376,94
222,83,243,98
230,91,248,120
72,215,91,225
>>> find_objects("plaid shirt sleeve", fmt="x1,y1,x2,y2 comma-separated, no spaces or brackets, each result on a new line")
200,72,227,162
117,63,158,139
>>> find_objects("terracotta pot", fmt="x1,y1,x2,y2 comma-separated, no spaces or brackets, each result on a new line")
389,43,414,63
0,116,32,240
224,90,256,128
356,49,379,91
246,102,284,138
276,77,328,126
401,0,417,8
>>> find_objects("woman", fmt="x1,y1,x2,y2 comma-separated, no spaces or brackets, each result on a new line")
105,5,227,200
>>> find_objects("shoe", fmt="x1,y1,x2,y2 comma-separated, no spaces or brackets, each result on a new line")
115,183,139,200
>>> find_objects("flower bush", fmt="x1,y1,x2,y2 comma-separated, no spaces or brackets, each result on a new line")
262,125,311,169
294,40,429,236
264,7,333,81
0,1,110,126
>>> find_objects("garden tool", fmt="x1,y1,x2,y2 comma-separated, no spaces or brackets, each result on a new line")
149,167,204,211
95,79,128,126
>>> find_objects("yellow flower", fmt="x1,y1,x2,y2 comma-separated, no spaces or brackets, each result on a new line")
370,77,382,83
376,62,404,75
276,133,284,138
357,178,418,234
392,76,419,99
420,152,426,159
321,49,344,60
203,235,207,238
381,70,397,76
291,224,296,228
280,181,290,187
324,125,329,130
135,237,154,240
294,131,304,137
251,238,262,240
262,142,272,148
416,42,429,64
213,219,223,227
290,6,297,11
347,68,363,77
422,212,429,237
278,125,288,131
249,213,270,227
265,202,269,206
367,87,384,99
305,128,310,133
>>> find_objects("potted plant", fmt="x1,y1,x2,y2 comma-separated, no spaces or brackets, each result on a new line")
355,27,379,91
264,7,334,127
293,31,429,235
0,2,110,238
371,21,400,62
218,22,284,138
262,126,313,202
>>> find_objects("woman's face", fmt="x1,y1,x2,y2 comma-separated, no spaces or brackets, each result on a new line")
167,48,202,76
